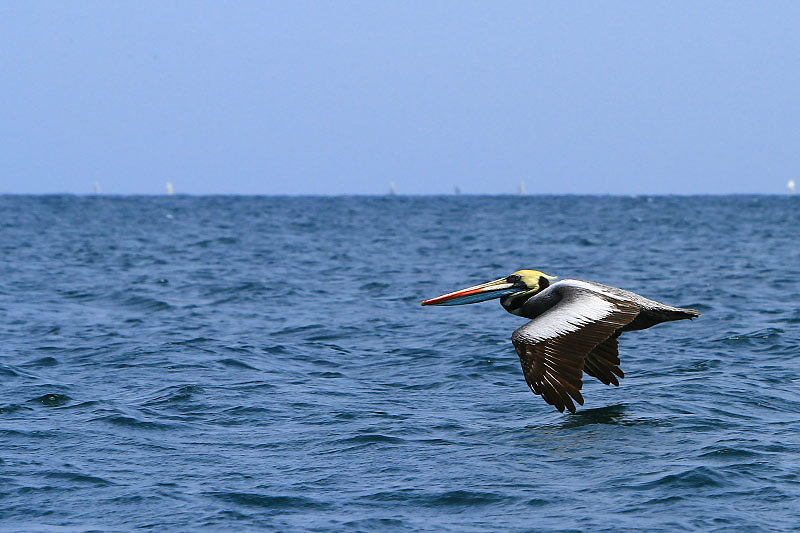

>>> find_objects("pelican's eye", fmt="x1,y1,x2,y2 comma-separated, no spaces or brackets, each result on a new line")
506,275,522,285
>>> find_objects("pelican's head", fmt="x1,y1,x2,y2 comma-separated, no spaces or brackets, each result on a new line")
421,269,557,307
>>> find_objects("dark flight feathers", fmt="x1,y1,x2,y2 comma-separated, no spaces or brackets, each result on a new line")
583,334,625,387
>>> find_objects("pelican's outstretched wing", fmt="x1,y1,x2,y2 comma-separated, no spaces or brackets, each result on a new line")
512,284,640,413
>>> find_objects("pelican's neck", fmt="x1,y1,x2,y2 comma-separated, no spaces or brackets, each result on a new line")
501,290,539,316
499,276,555,317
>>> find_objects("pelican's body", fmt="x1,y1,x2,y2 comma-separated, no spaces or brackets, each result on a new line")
422,270,699,413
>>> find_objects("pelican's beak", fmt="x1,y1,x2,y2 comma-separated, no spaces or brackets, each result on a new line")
421,278,517,306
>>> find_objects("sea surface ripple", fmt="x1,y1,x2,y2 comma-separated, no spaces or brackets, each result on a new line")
1,195,799,531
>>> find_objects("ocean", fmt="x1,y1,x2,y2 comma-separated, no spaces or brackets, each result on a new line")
1,195,798,531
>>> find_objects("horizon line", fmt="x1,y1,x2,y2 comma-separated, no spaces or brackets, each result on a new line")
1,192,797,198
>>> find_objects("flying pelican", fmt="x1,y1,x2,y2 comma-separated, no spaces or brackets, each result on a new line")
422,270,700,413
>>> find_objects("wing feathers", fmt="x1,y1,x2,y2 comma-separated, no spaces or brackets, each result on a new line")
513,286,639,413
583,334,625,387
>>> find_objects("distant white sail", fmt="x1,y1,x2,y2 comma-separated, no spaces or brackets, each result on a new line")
388,182,397,195
789,180,796,194
166,182,174,195
517,180,527,195
93,182,101,194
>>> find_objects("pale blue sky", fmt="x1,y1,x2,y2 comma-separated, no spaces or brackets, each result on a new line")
2,2,799,195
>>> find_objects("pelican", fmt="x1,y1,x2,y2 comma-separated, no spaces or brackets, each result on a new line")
422,270,700,413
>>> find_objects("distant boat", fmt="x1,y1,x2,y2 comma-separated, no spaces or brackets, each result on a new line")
388,182,397,195
93,182,101,194
517,180,527,195
454,185,461,195
166,182,174,196
789,180,796,195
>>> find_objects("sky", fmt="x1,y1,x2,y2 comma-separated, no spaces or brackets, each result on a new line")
2,2,799,195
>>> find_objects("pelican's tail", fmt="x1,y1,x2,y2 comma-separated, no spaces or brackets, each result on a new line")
661,307,701,322
678,307,700,319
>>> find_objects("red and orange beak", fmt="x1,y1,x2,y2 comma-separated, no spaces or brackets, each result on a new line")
421,278,517,306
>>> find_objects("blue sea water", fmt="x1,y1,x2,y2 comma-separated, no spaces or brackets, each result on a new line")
0,195,799,531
